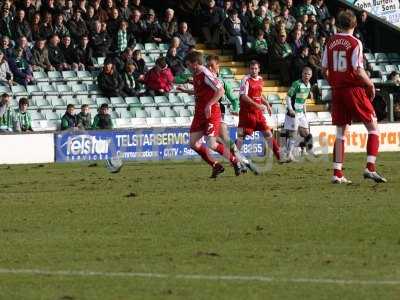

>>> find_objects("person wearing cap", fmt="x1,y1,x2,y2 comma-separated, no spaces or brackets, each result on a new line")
144,56,174,96
92,103,113,130
142,9,163,43
0,50,12,86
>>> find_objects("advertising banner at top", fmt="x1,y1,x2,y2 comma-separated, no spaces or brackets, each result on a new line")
346,0,400,28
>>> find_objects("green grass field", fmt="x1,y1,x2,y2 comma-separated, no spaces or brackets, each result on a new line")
0,153,399,300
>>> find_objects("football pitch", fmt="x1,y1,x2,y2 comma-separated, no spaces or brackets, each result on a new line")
1,152,399,300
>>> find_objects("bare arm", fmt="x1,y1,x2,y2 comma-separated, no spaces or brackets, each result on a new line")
204,86,224,118
240,94,264,111
356,67,375,100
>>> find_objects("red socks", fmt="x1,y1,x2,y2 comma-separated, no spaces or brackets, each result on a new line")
215,142,237,164
195,144,215,166
366,133,379,172
333,138,345,177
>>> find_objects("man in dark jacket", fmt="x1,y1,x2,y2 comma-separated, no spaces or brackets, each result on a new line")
67,9,88,44
223,8,247,56
198,0,224,48
61,104,78,130
32,38,54,71
75,35,93,69
92,103,113,129
128,9,145,43
97,59,128,97
48,34,70,70
76,104,92,130
11,10,33,42
9,47,33,86
60,35,77,70
90,21,111,58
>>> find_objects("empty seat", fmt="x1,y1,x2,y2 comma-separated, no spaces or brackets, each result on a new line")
35,98,52,109
31,111,45,120
87,84,101,95
33,71,48,82
271,104,286,114
95,97,110,106
154,95,169,106
321,89,332,102
40,84,57,95
174,116,191,126
79,96,97,108
117,109,133,118
163,108,177,118
0,85,11,93
219,67,234,78
76,70,93,81
45,111,60,120
62,70,77,81
140,96,155,106
110,111,119,119
374,52,389,63
48,71,63,81
364,52,376,63
146,117,162,126
160,117,176,126
385,64,398,73
71,84,88,95
317,111,332,122
63,97,80,106
51,97,66,109
56,84,73,95
125,97,142,108
177,108,191,117
110,96,127,108
11,85,28,96
179,93,195,104
388,52,400,63
149,110,163,118
144,43,160,53
135,109,148,118
168,94,183,105
27,85,42,95
158,43,169,53
317,79,330,89
267,94,281,104
131,117,147,127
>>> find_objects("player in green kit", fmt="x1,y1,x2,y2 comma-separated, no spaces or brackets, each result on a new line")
282,66,316,162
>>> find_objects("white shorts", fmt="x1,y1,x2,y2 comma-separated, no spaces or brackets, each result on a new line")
284,112,309,131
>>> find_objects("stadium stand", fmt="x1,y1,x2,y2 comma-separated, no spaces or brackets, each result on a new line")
0,0,399,133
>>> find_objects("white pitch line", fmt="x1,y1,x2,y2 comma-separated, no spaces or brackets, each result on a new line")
0,268,399,285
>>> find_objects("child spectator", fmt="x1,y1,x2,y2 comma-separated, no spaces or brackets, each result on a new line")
76,104,92,130
252,29,269,69
144,56,174,96
14,97,33,132
92,103,113,129
0,93,13,132
61,104,78,130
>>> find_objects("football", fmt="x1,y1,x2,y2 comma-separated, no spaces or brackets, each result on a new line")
105,156,123,173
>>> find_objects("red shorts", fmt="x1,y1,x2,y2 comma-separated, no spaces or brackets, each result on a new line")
238,110,270,136
190,111,221,137
332,87,376,126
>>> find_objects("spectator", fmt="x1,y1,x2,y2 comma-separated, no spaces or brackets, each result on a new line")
0,93,13,132
281,6,296,31
252,28,268,69
68,9,88,44
114,47,134,73
53,14,70,39
128,9,145,43
41,0,59,17
14,97,33,132
31,38,54,71
0,50,13,86
107,8,121,44
39,12,54,40
269,30,293,85
122,63,140,96
253,5,273,31
166,47,185,77
144,56,174,96
16,36,33,64
160,8,178,42
62,0,74,21
12,9,32,42
291,45,309,81
30,13,42,41
48,34,70,70
223,8,247,57
132,49,147,81
295,0,317,18
387,71,400,86
308,41,322,82
0,36,13,59
355,11,370,51
314,0,330,23
290,28,304,56
116,20,135,53
92,103,113,129
0,7,13,39
131,0,148,15
142,9,163,43
394,102,400,121
85,6,98,33
92,0,109,23
198,0,225,48
9,47,33,86
75,35,93,69
76,104,92,130
174,22,196,57
238,1,252,33
60,35,79,70
90,20,111,58
97,59,127,97
261,18,272,40
119,0,132,21
61,104,78,130
18,0,37,23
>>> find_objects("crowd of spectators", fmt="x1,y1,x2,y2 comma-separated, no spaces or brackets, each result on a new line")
0,0,396,131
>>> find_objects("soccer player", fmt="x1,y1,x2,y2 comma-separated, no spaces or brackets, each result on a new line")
321,9,386,183
184,51,241,178
283,66,315,161
206,55,239,153
236,60,281,163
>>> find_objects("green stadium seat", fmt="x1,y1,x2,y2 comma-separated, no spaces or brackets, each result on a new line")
110,110,119,119
143,55,154,64
271,104,286,114
45,111,60,120
140,96,155,106
159,43,169,54
375,53,389,63
63,97,80,106
110,96,128,108
321,89,332,102
388,52,400,64
11,85,28,97
149,110,163,118
71,84,88,95
179,93,195,104
33,71,49,82
79,96,97,108
50,97,66,109
48,71,63,82
154,95,169,106
40,84,57,95
0,85,11,93
87,84,101,95
95,97,110,107
31,111,44,120
62,71,77,81
385,64,398,73
125,97,142,108
161,117,176,126
267,94,281,104
56,84,73,95
35,98,52,109
115,118,133,128
163,108,178,118
220,67,235,78
371,78,383,84
364,53,376,64
177,108,191,117
117,109,133,119
144,43,160,53
317,79,330,89
77,70,93,81
27,85,42,95
149,53,160,62
135,109,147,118
134,43,144,50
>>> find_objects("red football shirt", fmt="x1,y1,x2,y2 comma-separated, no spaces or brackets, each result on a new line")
239,75,263,113
321,33,364,89
193,66,223,116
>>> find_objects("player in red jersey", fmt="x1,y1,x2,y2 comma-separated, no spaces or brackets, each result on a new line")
184,51,241,178
322,9,386,183
236,60,281,165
